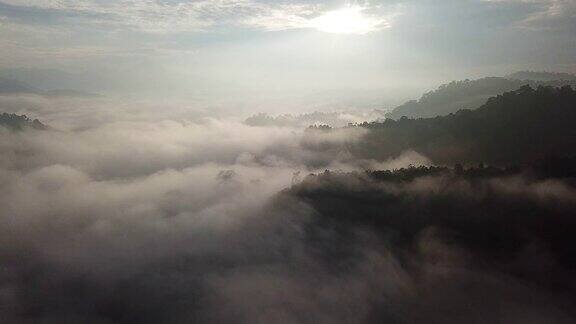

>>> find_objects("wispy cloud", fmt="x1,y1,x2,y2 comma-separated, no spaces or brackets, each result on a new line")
0,0,325,33
483,0,576,30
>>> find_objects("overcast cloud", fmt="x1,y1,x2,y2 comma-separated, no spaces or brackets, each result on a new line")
1,0,574,105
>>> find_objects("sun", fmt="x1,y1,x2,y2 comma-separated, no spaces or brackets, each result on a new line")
310,6,383,35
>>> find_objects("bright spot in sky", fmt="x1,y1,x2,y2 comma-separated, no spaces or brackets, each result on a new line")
310,6,384,35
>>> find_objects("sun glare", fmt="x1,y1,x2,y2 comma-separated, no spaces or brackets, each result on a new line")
311,6,382,35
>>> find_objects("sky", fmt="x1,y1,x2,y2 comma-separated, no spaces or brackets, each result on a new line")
0,0,575,106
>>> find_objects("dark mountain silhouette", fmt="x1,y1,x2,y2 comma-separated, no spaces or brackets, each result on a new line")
273,164,576,323
386,75,576,119
313,85,576,166
0,113,48,131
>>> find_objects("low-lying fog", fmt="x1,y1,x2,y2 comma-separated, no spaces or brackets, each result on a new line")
2,77,576,324
0,92,440,323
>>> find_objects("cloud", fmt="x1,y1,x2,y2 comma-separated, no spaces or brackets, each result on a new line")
0,0,405,35
0,93,409,323
1,92,576,323
0,0,322,33
0,94,379,176
2,0,574,93
483,0,576,31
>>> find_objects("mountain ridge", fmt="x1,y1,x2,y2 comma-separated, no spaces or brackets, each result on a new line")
386,72,576,119
309,85,576,166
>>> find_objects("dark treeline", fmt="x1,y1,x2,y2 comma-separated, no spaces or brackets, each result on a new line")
245,111,352,127
244,110,387,128
353,156,576,181
332,85,576,166
270,162,576,323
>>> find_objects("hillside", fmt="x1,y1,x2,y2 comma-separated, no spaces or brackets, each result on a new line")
386,76,576,119
312,85,576,165
271,164,576,322
0,113,48,131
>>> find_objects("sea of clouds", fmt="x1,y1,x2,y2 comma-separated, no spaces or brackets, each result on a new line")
0,93,574,323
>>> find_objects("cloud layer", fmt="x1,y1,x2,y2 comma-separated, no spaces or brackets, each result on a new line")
0,94,436,323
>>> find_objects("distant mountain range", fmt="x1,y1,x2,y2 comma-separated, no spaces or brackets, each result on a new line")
386,71,576,119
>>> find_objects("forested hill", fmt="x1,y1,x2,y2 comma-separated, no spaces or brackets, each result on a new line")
386,76,576,119
0,113,48,131
270,163,576,323
323,85,576,166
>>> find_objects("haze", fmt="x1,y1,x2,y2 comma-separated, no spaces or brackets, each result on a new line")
1,0,575,111
1,1,576,324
